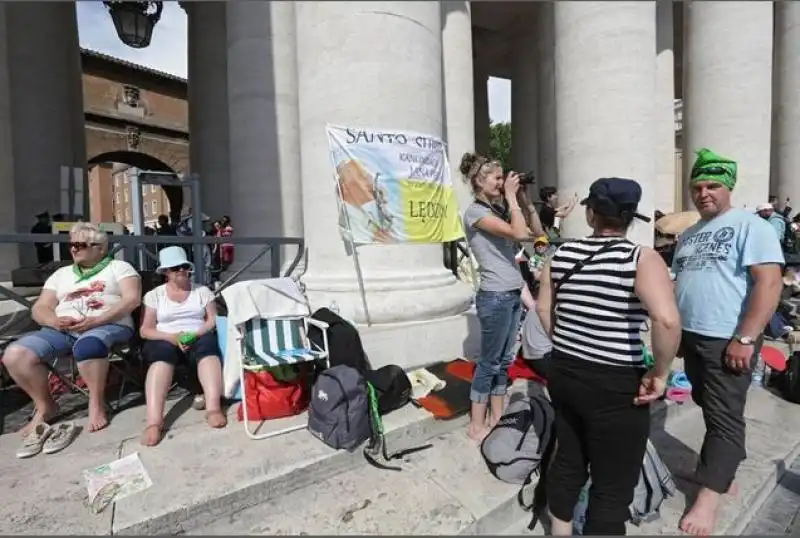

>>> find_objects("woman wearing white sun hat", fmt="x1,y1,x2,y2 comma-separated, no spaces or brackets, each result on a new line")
139,246,226,446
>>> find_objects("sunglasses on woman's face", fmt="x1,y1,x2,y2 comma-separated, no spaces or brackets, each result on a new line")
69,242,100,251
168,264,193,273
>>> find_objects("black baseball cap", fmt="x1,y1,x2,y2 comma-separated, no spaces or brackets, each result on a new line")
580,177,651,223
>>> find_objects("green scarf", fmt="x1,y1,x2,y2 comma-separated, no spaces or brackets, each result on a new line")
73,256,113,283
690,148,738,190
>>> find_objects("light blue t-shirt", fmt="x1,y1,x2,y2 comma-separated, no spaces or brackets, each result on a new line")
767,213,786,243
672,208,784,339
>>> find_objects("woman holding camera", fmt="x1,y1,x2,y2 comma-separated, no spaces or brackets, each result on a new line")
460,152,533,440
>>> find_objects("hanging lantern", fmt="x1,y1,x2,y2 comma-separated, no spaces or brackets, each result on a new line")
103,1,164,49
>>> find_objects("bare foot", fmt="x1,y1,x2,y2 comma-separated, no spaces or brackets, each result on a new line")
87,405,109,433
679,489,720,536
140,424,163,447
21,403,58,438
205,410,227,429
467,423,489,442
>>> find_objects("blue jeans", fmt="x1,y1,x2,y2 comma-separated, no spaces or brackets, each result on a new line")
470,289,522,403
12,324,134,362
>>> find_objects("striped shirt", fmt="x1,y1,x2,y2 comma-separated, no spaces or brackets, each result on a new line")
550,237,647,368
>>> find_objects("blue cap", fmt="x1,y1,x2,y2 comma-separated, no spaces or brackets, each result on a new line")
580,177,651,223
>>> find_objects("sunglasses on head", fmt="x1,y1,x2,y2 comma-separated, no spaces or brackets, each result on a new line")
69,242,100,251
690,166,729,179
167,264,193,272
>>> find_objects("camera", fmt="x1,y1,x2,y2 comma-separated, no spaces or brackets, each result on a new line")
518,171,536,185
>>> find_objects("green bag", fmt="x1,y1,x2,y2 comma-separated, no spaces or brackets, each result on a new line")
642,343,655,368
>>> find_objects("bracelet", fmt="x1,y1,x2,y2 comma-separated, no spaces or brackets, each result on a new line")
509,205,522,212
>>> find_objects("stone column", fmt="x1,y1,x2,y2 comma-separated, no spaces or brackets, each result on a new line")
441,1,475,211
536,2,558,190
511,27,538,177
6,3,86,266
226,2,302,275
656,0,676,214
772,2,800,209
295,1,474,370
186,2,231,220
473,62,490,155
682,2,773,210
554,2,656,245
0,5,16,281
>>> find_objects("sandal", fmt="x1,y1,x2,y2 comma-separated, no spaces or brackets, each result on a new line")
43,421,78,455
140,424,163,447
16,423,53,459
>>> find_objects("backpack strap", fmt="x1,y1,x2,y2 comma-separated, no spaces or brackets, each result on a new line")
363,381,432,472
515,394,558,531
554,240,625,294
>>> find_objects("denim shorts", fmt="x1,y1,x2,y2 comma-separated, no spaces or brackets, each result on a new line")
470,289,522,403
141,332,221,366
12,324,134,363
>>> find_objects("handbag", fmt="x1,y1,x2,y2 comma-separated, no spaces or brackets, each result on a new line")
237,364,311,422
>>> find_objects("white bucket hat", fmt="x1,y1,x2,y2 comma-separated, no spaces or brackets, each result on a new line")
156,246,194,274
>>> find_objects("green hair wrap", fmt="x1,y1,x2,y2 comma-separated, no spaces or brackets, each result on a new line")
690,148,737,190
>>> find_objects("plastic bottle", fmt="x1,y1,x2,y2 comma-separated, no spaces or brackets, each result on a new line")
329,301,340,315
750,354,765,388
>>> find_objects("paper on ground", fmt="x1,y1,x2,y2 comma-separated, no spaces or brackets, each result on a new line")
83,452,153,509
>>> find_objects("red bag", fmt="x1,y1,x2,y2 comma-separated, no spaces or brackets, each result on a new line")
237,364,311,422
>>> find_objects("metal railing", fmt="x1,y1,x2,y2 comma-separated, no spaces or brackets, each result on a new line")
0,233,305,312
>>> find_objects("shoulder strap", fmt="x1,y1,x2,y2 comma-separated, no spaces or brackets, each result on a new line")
554,240,625,293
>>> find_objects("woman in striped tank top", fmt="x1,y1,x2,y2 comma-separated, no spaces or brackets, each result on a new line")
535,178,681,536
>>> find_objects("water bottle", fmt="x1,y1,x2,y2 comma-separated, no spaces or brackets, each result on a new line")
750,354,765,388
329,301,340,315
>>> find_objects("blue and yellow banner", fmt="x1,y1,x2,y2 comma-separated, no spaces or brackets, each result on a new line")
327,125,464,245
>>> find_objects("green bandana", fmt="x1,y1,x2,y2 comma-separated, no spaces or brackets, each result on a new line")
73,256,113,283
690,148,738,190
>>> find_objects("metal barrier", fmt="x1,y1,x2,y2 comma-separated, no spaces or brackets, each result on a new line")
0,233,305,312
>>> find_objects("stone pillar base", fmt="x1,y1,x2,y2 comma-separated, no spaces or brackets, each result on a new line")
356,309,480,371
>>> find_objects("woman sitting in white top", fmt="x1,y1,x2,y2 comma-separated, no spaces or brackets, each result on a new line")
139,247,225,446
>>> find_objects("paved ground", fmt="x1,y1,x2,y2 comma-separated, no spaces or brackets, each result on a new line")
744,455,800,535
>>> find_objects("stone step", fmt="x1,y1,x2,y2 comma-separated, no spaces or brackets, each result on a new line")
628,387,800,536
183,387,694,536
111,401,473,535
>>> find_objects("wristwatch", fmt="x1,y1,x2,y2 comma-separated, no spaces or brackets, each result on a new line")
734,334,757,345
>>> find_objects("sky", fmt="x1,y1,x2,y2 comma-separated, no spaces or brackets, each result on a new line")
75,1,512,123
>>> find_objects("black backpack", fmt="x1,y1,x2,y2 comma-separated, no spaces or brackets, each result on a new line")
308,308,371,376
366,365,412,415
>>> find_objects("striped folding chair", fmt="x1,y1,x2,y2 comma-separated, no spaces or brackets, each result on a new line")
238,316,330,440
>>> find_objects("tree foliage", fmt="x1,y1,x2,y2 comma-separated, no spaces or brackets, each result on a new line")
488,121,512,171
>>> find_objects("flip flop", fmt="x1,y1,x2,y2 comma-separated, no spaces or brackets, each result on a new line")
16,423,53,459
666,387,692,403
669,371,692,390
42,421,78,455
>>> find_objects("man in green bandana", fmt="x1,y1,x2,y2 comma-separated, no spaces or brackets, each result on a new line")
2,223,141,447
671,148,784,535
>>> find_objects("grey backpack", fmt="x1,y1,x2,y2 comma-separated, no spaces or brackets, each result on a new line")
307,365,372,451
480,394,555,484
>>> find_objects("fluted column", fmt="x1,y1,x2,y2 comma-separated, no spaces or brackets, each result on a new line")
6,3,86,266
226,2,302,275
536,2,557,190
656,0,676,214
473,62,490,155
682,2,773,210
773,2,800,209
554,2,656,246
441,1,475,211
511,26,538,180
296,1,474,370
186,2,231,220
0,5,15,280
